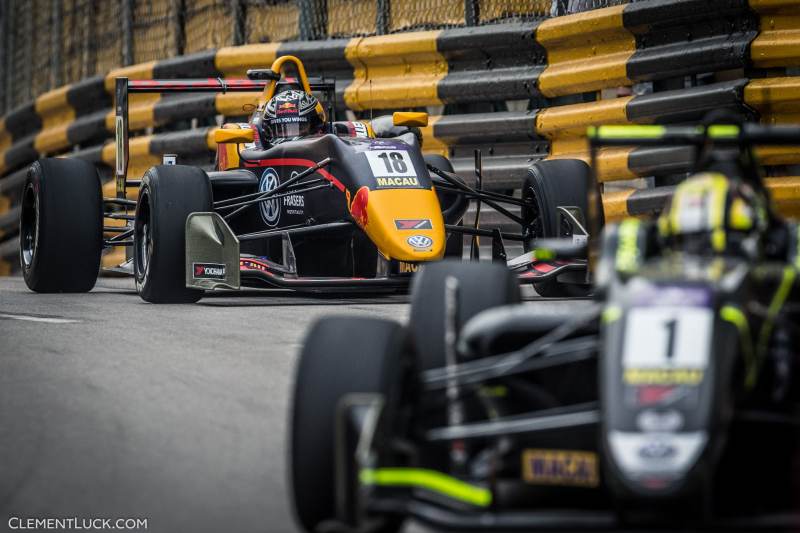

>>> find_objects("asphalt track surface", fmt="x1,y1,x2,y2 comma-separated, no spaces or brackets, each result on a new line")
0,276,431,533
0,277,563,533
0,275,563,533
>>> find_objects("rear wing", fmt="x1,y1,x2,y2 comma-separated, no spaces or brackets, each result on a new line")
114,77,270,198
587,124,800,148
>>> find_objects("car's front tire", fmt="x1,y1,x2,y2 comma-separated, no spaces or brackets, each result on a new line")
290,316,406,533
134,165,211,303
20,158,102,292
409,260,521,371
522,159,596,297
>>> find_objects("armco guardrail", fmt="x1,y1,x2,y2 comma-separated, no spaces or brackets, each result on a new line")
1,0,800,274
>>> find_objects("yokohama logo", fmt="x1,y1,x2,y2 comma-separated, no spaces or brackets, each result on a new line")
193,263,226,279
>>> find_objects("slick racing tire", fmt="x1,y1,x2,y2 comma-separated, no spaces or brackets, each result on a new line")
290,316,405,533
410,260,520,371
425,154,464,258
20,158,102,292
134,165,212,303
522,159,597,298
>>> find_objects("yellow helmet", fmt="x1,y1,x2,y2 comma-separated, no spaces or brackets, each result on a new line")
657,172,768,256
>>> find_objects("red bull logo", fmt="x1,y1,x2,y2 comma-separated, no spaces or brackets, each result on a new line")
277,102,297,115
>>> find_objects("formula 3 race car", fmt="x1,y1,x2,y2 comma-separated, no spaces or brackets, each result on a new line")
289,122,800,531
18,55,591,303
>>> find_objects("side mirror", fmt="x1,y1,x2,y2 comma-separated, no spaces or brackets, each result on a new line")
393,111,428,128
214,128,254,144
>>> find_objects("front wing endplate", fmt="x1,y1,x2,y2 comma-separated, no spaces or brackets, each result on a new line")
185,212,241,290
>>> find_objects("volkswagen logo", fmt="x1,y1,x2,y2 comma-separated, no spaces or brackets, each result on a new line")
407,235,433,250
259,168,280,226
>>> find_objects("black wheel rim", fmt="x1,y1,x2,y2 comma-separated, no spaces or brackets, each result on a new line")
20,183,38,268
134,189,153,283
523,185,544,245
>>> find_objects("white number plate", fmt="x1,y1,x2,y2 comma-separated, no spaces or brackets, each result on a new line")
622,307,712,369
365,150,417,178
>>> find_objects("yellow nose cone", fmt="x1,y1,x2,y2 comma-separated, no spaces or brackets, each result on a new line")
356,188,445,261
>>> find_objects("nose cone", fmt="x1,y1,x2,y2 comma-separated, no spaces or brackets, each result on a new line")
355,188,445,261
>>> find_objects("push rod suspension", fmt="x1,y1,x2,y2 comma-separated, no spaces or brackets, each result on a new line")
222,157,331,220
215,178,326,208
444,224,525,242
427,165,527,226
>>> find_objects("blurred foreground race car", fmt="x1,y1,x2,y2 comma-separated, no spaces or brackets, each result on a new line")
18,55,590,303
289,122,800,531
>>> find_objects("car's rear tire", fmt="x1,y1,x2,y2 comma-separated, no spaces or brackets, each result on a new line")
522,159,596,298
290,316,406,533
19,158,102,292
409,260,520,370
134,165,212,303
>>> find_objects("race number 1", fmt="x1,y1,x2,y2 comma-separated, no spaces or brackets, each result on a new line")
622,307,713,369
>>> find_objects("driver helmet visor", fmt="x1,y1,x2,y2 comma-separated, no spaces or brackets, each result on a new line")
268,117,311,139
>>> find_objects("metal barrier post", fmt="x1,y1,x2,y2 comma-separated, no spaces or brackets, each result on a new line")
2,0,10,113
298,0,326,40
171,0,185,56
376,0,389,35
232,0,245,46
122,0,133,65
465,0,479,26
22,0,32,104
0,0,5,116
51,0,62,88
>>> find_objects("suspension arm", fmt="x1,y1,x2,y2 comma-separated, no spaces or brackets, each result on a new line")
427,165,527,226
219,182,331,217
444,224,525,242
222,157,331,220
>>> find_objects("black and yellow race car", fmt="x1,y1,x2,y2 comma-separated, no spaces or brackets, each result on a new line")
18,55,590,303
289,121,800,531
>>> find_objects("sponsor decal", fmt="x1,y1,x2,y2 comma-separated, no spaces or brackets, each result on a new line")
638,440,677,460
350,186,369,227
277,102,297,115
375,176,420,188
632,285,712,307
240,258,269,272
522,449,599,487
407,235,433,250
398,262,419,273
193,263,226,280
284,195,304,207
272,116,306,124
115,116,124,176
258,168,281,226
353,121,369,138
637,409,684,432
623,368,704,386
634,385,680,406
626,384,697,408
267,90,317,114
607,430,707,481
284,171,305,215
395,219,432,230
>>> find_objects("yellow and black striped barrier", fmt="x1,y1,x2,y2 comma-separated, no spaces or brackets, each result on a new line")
2,0,800,271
